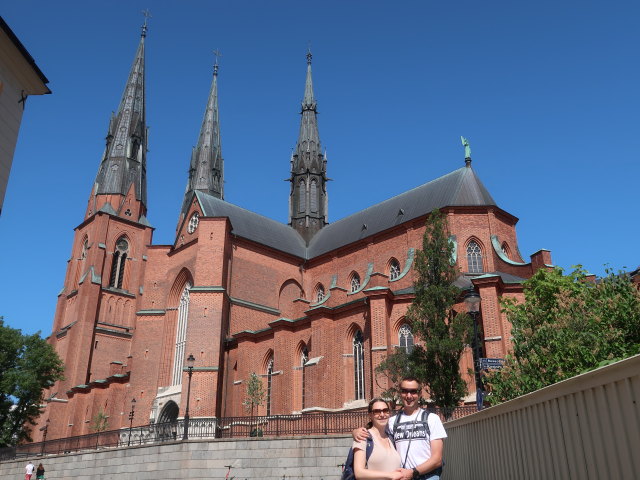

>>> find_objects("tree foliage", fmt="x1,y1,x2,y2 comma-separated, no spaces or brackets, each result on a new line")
242,372,266,419
376,209,471,417
90,409,109,432
487,267,640,404
0,319,65,446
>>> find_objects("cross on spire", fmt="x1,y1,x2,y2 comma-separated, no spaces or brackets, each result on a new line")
141,9,152,37
213,49,222,75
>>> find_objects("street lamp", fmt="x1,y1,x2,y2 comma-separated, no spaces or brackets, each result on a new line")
182,353,196,440
464,290,484,411
39,418,50,456
127,398,136,446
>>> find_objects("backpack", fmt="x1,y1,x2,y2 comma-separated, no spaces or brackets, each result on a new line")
341,435,374,480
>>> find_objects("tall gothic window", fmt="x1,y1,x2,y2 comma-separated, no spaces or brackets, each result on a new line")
398,324,414,353
298,180,306,213
172,283,192,386
350,272,361,293
353,331,364,400
389,258,401,281
467,241,484,274
109,237,129,289
266,356,274,416
301,345,309,410
310,179,318,213
315,284,325,303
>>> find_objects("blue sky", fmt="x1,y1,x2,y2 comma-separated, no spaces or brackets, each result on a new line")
1,1,639,336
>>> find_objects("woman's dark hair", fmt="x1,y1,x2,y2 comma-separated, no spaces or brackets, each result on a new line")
367,397,390,412
366,397,391,428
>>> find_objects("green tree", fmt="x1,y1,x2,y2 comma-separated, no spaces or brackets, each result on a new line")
377,209,472,418
487,267,640,404
242,372,266,434
90,409,109,432
0,319,65,446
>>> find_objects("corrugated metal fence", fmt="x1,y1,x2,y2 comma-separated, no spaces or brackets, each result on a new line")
443,354,640,480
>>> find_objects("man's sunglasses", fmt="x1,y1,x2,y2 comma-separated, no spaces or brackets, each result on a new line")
400,388,420,395
371,408,390,416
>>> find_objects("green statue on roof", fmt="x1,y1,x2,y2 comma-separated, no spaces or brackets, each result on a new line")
461,136,471,159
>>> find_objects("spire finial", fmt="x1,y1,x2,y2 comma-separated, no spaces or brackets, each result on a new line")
461,136,472,167
213,49,222,75
306,43,312,65
141,9,152,37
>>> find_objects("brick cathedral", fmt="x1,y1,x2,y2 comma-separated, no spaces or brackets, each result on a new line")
36,27,552,440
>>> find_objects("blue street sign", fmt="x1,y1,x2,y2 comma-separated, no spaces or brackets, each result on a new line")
480,357,504,370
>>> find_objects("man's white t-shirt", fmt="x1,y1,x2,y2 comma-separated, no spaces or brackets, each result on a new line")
25,463,34,475
386,408,447,469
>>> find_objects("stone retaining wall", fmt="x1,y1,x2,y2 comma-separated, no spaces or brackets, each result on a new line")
0,435,352,480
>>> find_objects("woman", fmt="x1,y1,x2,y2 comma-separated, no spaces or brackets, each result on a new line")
35,463,45,480
353,398,402,480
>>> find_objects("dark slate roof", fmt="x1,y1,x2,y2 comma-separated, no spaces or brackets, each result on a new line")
307,166,496,258
195,191,307,257
196,166,496,260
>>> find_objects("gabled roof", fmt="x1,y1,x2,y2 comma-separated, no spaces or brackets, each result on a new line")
196,165,497,260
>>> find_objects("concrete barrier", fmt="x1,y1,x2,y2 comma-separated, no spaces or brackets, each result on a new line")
0,435,353,480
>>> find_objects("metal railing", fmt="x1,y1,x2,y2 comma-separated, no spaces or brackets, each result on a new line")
0,406,477,461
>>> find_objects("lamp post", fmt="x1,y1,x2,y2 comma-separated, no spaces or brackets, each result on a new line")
182,353,196,440
39,419,50,456
127,398,136,446
464,290,484,411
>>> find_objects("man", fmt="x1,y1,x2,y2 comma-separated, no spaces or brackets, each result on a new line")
24,460,35,480
354,377,446,480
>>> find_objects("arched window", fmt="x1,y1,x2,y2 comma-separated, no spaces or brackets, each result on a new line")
298,180,306,213
350,272,361,293
310,179,318,213
315,284,325,303
398,324,414,353
266,356,274,416
353,330,364,400
109,237,129,289
81,238,89,261
301,345,309,410
501,242,511,259
389,258,401,281
466,240,484,274
172,283,192,386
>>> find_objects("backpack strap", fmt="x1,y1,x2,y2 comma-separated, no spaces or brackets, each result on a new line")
365,436,374,465
421,409,431,440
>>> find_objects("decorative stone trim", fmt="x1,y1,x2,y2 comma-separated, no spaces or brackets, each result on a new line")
190,285,225,293
230,296,279,315
391,247,415,282
348,263,374,295
183,366,219,372
136,309,166,316
371,346,387,351
491,235,528,266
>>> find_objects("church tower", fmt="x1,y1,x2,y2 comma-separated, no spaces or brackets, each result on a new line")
288,51,328,242
178,56,224,228
44,23,153,439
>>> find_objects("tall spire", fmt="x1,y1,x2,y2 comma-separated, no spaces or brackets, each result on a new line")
180,51,224,222
289,50,329,243
89,22,148,220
